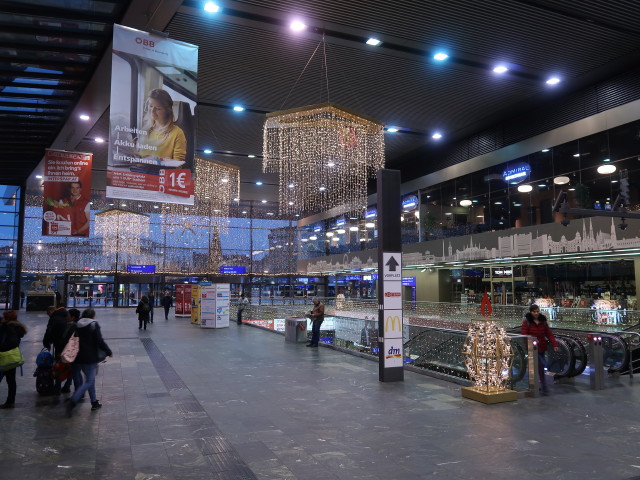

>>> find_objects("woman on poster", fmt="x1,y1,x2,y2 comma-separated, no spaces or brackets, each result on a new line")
138,88,187,162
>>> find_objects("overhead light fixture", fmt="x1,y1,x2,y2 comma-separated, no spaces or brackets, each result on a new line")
433,52,448,61
263,103,384,216
309,235,317,240
365,222,375,228
553,176,570,185
204,148,212,154
204,2,220,13
493,65,508,74
290,20,306,31
35,175,43,179
386,127,399,133
261,199,267,203
366,38,382,46
248,154,256,158
349,226,359,232
546,77,561,85
337,229,346,234
326,232,334,237
459,199,472,207
256,181,263,185
517,185,533,193
597,164,616,174
541,148,550,152
573,153,580,157
79,114,90,121
432,132,443,140
95,137,104,143
603,158,611,162
233,105,245,112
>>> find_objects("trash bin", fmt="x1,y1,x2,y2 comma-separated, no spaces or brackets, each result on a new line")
285,317,308,343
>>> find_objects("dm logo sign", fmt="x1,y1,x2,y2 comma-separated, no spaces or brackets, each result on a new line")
502,162,531,184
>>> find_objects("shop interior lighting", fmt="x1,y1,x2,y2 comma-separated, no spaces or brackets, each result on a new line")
553,176,570,185
365,222,375,228
517,185,533,193
459,199,472,207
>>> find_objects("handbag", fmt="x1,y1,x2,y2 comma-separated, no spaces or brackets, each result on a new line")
60,333,79,364
0,347,25,372
52,360,72,381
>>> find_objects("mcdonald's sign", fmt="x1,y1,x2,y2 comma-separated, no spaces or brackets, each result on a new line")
385,314,402,334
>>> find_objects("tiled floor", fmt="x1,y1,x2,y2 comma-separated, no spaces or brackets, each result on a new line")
2,308,640,479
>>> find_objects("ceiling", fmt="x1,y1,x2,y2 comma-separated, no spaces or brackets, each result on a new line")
5,0,640,207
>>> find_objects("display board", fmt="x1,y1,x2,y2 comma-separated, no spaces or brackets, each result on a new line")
174,284,192,317
199,283,230,329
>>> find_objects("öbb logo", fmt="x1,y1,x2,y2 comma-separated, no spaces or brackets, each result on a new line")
135,37,155,47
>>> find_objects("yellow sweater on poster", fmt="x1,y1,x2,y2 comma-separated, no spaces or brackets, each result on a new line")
140,124,187,161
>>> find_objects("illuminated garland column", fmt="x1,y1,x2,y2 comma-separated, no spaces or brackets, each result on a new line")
377,169,403,382
461,293,517,404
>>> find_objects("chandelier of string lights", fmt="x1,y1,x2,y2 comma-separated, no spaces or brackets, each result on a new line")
263,102,385,217
94,208,150,256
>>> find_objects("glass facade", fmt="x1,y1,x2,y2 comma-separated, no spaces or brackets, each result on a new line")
0,185,21,309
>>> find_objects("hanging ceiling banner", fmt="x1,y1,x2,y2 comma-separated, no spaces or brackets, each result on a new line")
107,24,198,205
42,149,93,237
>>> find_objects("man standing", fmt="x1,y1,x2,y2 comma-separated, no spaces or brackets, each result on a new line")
306,297,325,348
148,292,155,323
161,291,173,320
237,293,249,325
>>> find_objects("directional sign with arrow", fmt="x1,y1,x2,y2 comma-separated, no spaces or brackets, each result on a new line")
383,252,402,280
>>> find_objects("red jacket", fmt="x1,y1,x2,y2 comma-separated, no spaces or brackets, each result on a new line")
521,314,558,353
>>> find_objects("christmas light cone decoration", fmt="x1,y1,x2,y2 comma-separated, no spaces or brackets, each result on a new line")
263,102,385,217
461,291,518,404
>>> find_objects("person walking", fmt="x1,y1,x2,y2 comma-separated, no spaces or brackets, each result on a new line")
306,297,325,348
19,291,25,309
237,293,249,325
65,309,112,416
60,308,82,394
521,304,559,393
148,292,155,324
161,291,173,320
0,311,27,408
136,296,151,330
42,307,70,394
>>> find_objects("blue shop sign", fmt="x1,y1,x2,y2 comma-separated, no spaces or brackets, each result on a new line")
313,225,322,232
402,276,416,286
365,208,377,218
127,264,155,273
219,266,247,274
335,217,346,226
402,195,418,210
344,275,362,281
502,162,531,183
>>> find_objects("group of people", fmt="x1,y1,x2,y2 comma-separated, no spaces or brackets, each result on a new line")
135,291,173,330
0,306,112,414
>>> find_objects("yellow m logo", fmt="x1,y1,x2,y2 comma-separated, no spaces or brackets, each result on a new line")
385,315,401,333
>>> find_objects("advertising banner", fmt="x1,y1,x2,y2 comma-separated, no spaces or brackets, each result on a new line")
175,284,192,317
107,24,198,205
42,149,93,237
200,285,216,328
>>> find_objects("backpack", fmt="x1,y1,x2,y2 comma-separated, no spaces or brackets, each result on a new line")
34,365,55,395
36,349,53,368
142,302,151,313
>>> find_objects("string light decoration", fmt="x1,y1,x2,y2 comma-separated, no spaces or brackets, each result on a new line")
94,208,150,256
193,157,240,221
263,102,385,217
461,293,517,404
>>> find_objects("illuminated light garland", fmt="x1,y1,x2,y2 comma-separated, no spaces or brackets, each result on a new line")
263,103,385,217
462,319,513,390
94,208,150,257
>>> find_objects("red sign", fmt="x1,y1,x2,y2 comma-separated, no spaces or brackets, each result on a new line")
42,149,93,237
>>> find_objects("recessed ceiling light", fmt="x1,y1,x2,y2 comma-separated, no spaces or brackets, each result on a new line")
233,105,245,112
433,52,448,61
248,154,256,158
290,20,306,31
541,148,550,152
553,176,570,185
366,38,382,46
603,158,611,162
79,114,90,121
204,2,220,13
493,65,508,74
95,137,104,143
546,77,561,85
517,185,533,193
432,132,443,140
261,199,267,203
459,200,472,207
256,181,263,185
573,153,580,157
35,175,42,179
597,164,616,174
538,184,546,188
204,148,212,154
494,201,502,205
386,127,399,133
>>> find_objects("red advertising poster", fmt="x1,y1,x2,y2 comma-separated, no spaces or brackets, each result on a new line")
107,24,197,205
42,149,93,237
174,284,192,317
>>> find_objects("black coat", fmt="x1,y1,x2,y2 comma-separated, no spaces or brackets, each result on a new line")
43,308,69,355
74,319,112,364
136,301,150,321
0,320,27,352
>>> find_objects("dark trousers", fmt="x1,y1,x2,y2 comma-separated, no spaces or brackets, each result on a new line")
538,352,548,384
139,318,148,330
164,305,170,320
149,306,154,323
237,308,243,324
310,320,323,345
1,367,17,404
